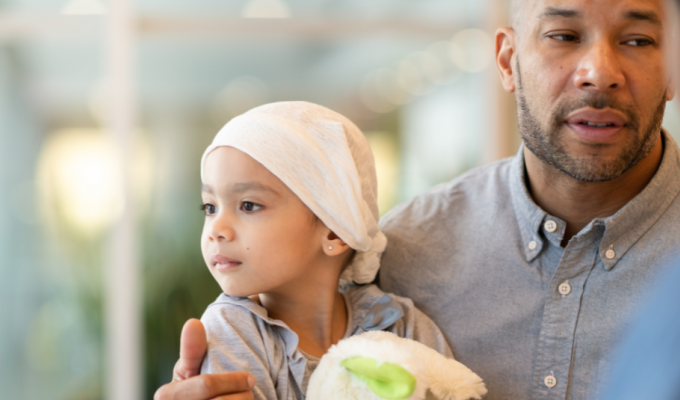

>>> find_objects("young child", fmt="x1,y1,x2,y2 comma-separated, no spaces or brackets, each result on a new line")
199,101,453,399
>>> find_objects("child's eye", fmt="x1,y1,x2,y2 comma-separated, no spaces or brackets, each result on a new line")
201,203,217,215
240,201,262,213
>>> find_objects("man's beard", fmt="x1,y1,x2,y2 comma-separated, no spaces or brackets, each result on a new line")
515,60,666,182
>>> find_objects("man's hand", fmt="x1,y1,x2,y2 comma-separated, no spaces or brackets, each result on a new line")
153,372,255,400
154,319,255,400
174,318,208,381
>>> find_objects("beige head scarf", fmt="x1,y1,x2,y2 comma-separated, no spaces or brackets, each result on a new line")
201,101,387,284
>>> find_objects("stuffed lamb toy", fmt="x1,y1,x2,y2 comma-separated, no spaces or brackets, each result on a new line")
307,331,487,400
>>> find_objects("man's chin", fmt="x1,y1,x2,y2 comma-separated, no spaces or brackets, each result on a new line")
551,153,631,182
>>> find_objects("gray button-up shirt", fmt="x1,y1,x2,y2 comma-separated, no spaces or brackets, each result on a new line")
379,130,680,400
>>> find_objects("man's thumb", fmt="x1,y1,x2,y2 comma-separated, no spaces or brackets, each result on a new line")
177,318,207,379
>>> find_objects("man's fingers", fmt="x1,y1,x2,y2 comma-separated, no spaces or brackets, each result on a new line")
174,319,208,380
155,372,255,400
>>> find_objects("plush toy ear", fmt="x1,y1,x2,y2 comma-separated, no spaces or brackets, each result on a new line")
340,357,416,399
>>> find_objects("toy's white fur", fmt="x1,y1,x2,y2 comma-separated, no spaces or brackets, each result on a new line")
307,331,487,400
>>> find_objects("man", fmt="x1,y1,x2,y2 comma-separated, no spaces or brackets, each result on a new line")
155,0,680,398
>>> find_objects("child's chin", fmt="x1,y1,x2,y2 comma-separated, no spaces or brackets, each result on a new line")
221,285,253,298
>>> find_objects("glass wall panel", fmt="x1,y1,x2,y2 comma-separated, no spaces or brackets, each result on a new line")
1,1,520,399
0,31,105,399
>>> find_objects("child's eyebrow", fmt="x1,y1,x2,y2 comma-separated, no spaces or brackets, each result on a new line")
230,182,280,196
201,182,280,196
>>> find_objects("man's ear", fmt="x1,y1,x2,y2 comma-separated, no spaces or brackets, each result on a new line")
496,27,518,93
322,231,351,256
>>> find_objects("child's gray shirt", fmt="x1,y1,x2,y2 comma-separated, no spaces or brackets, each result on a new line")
200,283,453,400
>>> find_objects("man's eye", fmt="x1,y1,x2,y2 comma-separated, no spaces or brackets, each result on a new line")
624,38,653,47
201,203,216,215
240,201,262,213
550,34,580,42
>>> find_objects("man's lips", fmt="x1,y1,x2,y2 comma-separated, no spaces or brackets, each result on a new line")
210,254,242,270
564,108,628,143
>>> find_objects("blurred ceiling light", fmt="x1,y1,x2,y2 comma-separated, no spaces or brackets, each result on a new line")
241,0,291,18
426,41,462,85
396,60,425,96
375,68,410,106
37,129,124,236
408,51,443,87
60,0,107,15
211,76,270,125
427,41,451,59
360,71,397,114
449,29,494,73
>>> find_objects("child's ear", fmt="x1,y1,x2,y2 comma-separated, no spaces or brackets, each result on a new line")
322,231,351,256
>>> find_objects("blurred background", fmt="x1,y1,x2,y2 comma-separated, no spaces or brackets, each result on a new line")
2,0,680,399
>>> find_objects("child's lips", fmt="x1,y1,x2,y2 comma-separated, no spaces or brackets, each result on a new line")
211,254,242,270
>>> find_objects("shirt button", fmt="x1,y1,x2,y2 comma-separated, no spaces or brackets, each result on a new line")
606,249,616,259
528,241,538,250
544,220,557,233
558,281,571,296
544,375,557,388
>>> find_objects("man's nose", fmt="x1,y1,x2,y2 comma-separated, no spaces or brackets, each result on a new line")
208,214,236,242
573,40,625,93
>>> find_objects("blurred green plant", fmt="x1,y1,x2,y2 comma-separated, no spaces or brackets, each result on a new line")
142,203,222,398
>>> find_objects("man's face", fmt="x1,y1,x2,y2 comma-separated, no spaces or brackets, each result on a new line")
513,0,673,182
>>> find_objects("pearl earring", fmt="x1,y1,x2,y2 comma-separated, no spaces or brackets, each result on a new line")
328,246,333,250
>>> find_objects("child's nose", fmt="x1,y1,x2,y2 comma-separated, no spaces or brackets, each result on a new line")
208,215,236,242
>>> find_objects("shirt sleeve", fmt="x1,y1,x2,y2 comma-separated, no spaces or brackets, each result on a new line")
200,302,284,400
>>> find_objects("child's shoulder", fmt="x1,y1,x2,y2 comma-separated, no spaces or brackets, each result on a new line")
343,283,415,312
200,293,287,343
200,293,295,369
343,283,453,357
202,294,265,326
200,294,301,398
342,283,420,332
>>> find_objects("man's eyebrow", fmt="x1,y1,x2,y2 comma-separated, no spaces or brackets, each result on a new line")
539,6,582,19
624,10,662,26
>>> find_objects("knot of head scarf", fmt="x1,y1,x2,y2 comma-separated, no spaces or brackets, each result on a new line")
200,101,387,284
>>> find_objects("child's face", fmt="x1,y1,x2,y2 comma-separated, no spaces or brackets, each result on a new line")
201,146,328,297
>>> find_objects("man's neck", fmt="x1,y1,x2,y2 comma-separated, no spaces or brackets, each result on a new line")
524,136,664,247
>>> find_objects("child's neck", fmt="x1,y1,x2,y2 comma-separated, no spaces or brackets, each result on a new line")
258,285,347,358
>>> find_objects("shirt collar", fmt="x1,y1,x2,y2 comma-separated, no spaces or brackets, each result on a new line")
213,284,405,351
510,130,680,269
509,144,549,262
212,294,309,389
599,130,680,270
